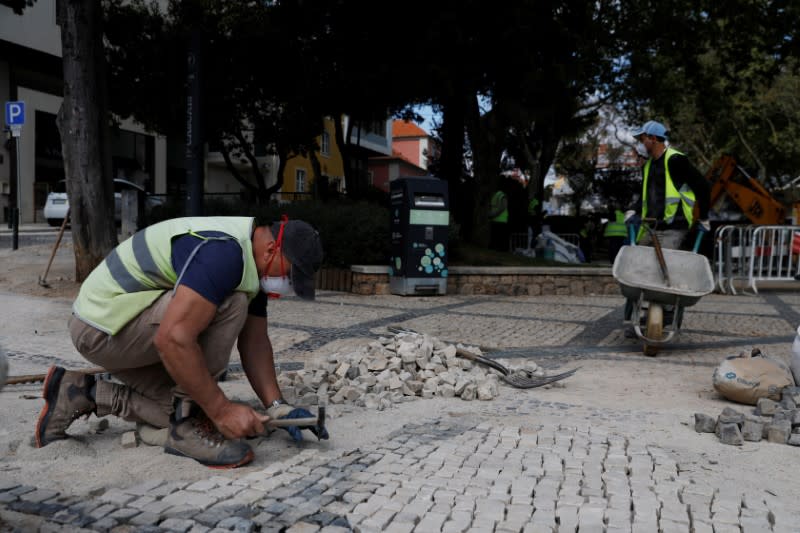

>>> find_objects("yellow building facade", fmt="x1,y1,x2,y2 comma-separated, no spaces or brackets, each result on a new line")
280,117,345,197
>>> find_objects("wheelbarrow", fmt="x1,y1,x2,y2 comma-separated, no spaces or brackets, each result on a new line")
612,222,714,356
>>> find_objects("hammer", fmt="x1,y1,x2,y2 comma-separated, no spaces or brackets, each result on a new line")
266,383,327,439
266,406,325,430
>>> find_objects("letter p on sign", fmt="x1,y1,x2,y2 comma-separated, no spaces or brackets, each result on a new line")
5,101,25,127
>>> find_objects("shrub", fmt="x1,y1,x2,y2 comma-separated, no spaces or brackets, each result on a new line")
145,197,391,268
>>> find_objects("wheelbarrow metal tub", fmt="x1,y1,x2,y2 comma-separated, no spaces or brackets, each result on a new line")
613,245,715,307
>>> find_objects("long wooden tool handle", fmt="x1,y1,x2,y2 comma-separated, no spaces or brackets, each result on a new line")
40,208,70,285
455,348,510,376
6,366,106,386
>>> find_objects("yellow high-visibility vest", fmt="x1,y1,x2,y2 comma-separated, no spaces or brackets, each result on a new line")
73,217,260,335
642,147,696,226
604,210,627,238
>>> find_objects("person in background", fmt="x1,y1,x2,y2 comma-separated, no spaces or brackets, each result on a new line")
623,120,711,336
488,180,510,252
603,207,628,264
527,196,540,249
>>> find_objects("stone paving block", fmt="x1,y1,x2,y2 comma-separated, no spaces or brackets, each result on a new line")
382,523,414,533
127,495,157,510
532,497,556,511
712,510,741,525
739,508,770,521
107,507,141,521
474,498,505,522
363,508,396,530
0,480,21,492
85,503,117,520
739,517,772,531
89,516,118,530
164,503,202,520
342,492,371,504
121,478,166,497
411,495,438,513
689,521,713,533
522,524,555,533
658,519,688,533
128,511,161,526
286,522,320,533
711,523,742,533
141,498,175,515
215,516,255,532
0,492,18,504
162,490,219,510
17,488,58,505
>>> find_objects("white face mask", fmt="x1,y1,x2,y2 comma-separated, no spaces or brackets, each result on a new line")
635,142,648,157
260,276,293,298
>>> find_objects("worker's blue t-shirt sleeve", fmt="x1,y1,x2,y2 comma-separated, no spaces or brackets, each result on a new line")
171,233,243,306
170,232,267,317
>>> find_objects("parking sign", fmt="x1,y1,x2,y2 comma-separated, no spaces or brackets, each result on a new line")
5,101,25,127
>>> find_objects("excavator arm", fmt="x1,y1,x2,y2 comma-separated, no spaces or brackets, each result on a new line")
704,155,786,225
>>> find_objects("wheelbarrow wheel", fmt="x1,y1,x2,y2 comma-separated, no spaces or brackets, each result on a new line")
643,303,662,356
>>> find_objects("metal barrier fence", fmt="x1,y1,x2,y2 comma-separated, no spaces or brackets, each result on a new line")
714,224,800,294
510,231,580,251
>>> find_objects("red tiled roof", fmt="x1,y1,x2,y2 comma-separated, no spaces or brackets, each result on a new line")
392,119,428,138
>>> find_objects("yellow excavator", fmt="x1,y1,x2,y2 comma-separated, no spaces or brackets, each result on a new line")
703,155,789,224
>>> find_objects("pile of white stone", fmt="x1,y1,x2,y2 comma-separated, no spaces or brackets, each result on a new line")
277,331,543,410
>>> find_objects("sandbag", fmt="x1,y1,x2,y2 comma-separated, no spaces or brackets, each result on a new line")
712,348,795,405
791,325,800,385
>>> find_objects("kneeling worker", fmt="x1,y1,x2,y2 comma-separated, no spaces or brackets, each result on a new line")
35,215,326,468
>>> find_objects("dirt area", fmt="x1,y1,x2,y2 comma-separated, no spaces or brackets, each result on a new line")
0,241,79,300
1,241,799,506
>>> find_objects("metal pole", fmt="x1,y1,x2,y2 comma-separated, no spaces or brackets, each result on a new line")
185,28,204,217
12,134,20,250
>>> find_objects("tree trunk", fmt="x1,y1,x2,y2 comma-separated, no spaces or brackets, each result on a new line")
464,96,507,246
56,0,117,282
514,118,561,234
265,145,289,199
439,94,468,236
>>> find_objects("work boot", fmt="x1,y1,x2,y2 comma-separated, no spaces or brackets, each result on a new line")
164,399,254,469
35,366,97,448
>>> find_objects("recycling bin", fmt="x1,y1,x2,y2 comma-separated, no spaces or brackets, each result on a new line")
389,175,449,295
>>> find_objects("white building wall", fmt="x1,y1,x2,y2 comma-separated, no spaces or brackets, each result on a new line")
14,87,166,223
0,1,61,57
0,60,9,189
418,138,428,170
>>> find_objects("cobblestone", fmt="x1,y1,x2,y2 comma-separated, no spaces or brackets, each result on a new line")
3,291,800,531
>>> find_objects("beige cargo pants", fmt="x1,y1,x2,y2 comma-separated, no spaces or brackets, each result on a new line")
69,291,248,428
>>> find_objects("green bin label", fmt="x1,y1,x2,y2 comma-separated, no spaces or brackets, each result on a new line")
409,209,449,226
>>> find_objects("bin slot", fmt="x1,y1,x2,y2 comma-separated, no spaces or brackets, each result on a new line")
414,193,445,207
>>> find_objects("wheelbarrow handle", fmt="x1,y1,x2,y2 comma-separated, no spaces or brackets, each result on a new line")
692,230,704,253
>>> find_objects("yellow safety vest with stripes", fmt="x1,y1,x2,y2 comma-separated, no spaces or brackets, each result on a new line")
642,147,696,227
73,217,260,335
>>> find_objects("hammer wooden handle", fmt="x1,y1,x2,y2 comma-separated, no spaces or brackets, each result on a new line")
267,417,319,428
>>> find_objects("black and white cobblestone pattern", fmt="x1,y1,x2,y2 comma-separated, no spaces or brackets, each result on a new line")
2,421,796,533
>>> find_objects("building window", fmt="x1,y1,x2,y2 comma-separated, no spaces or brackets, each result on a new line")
321,132,330,156
367,171,374,186
366,120,385,136
295,169,306,192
